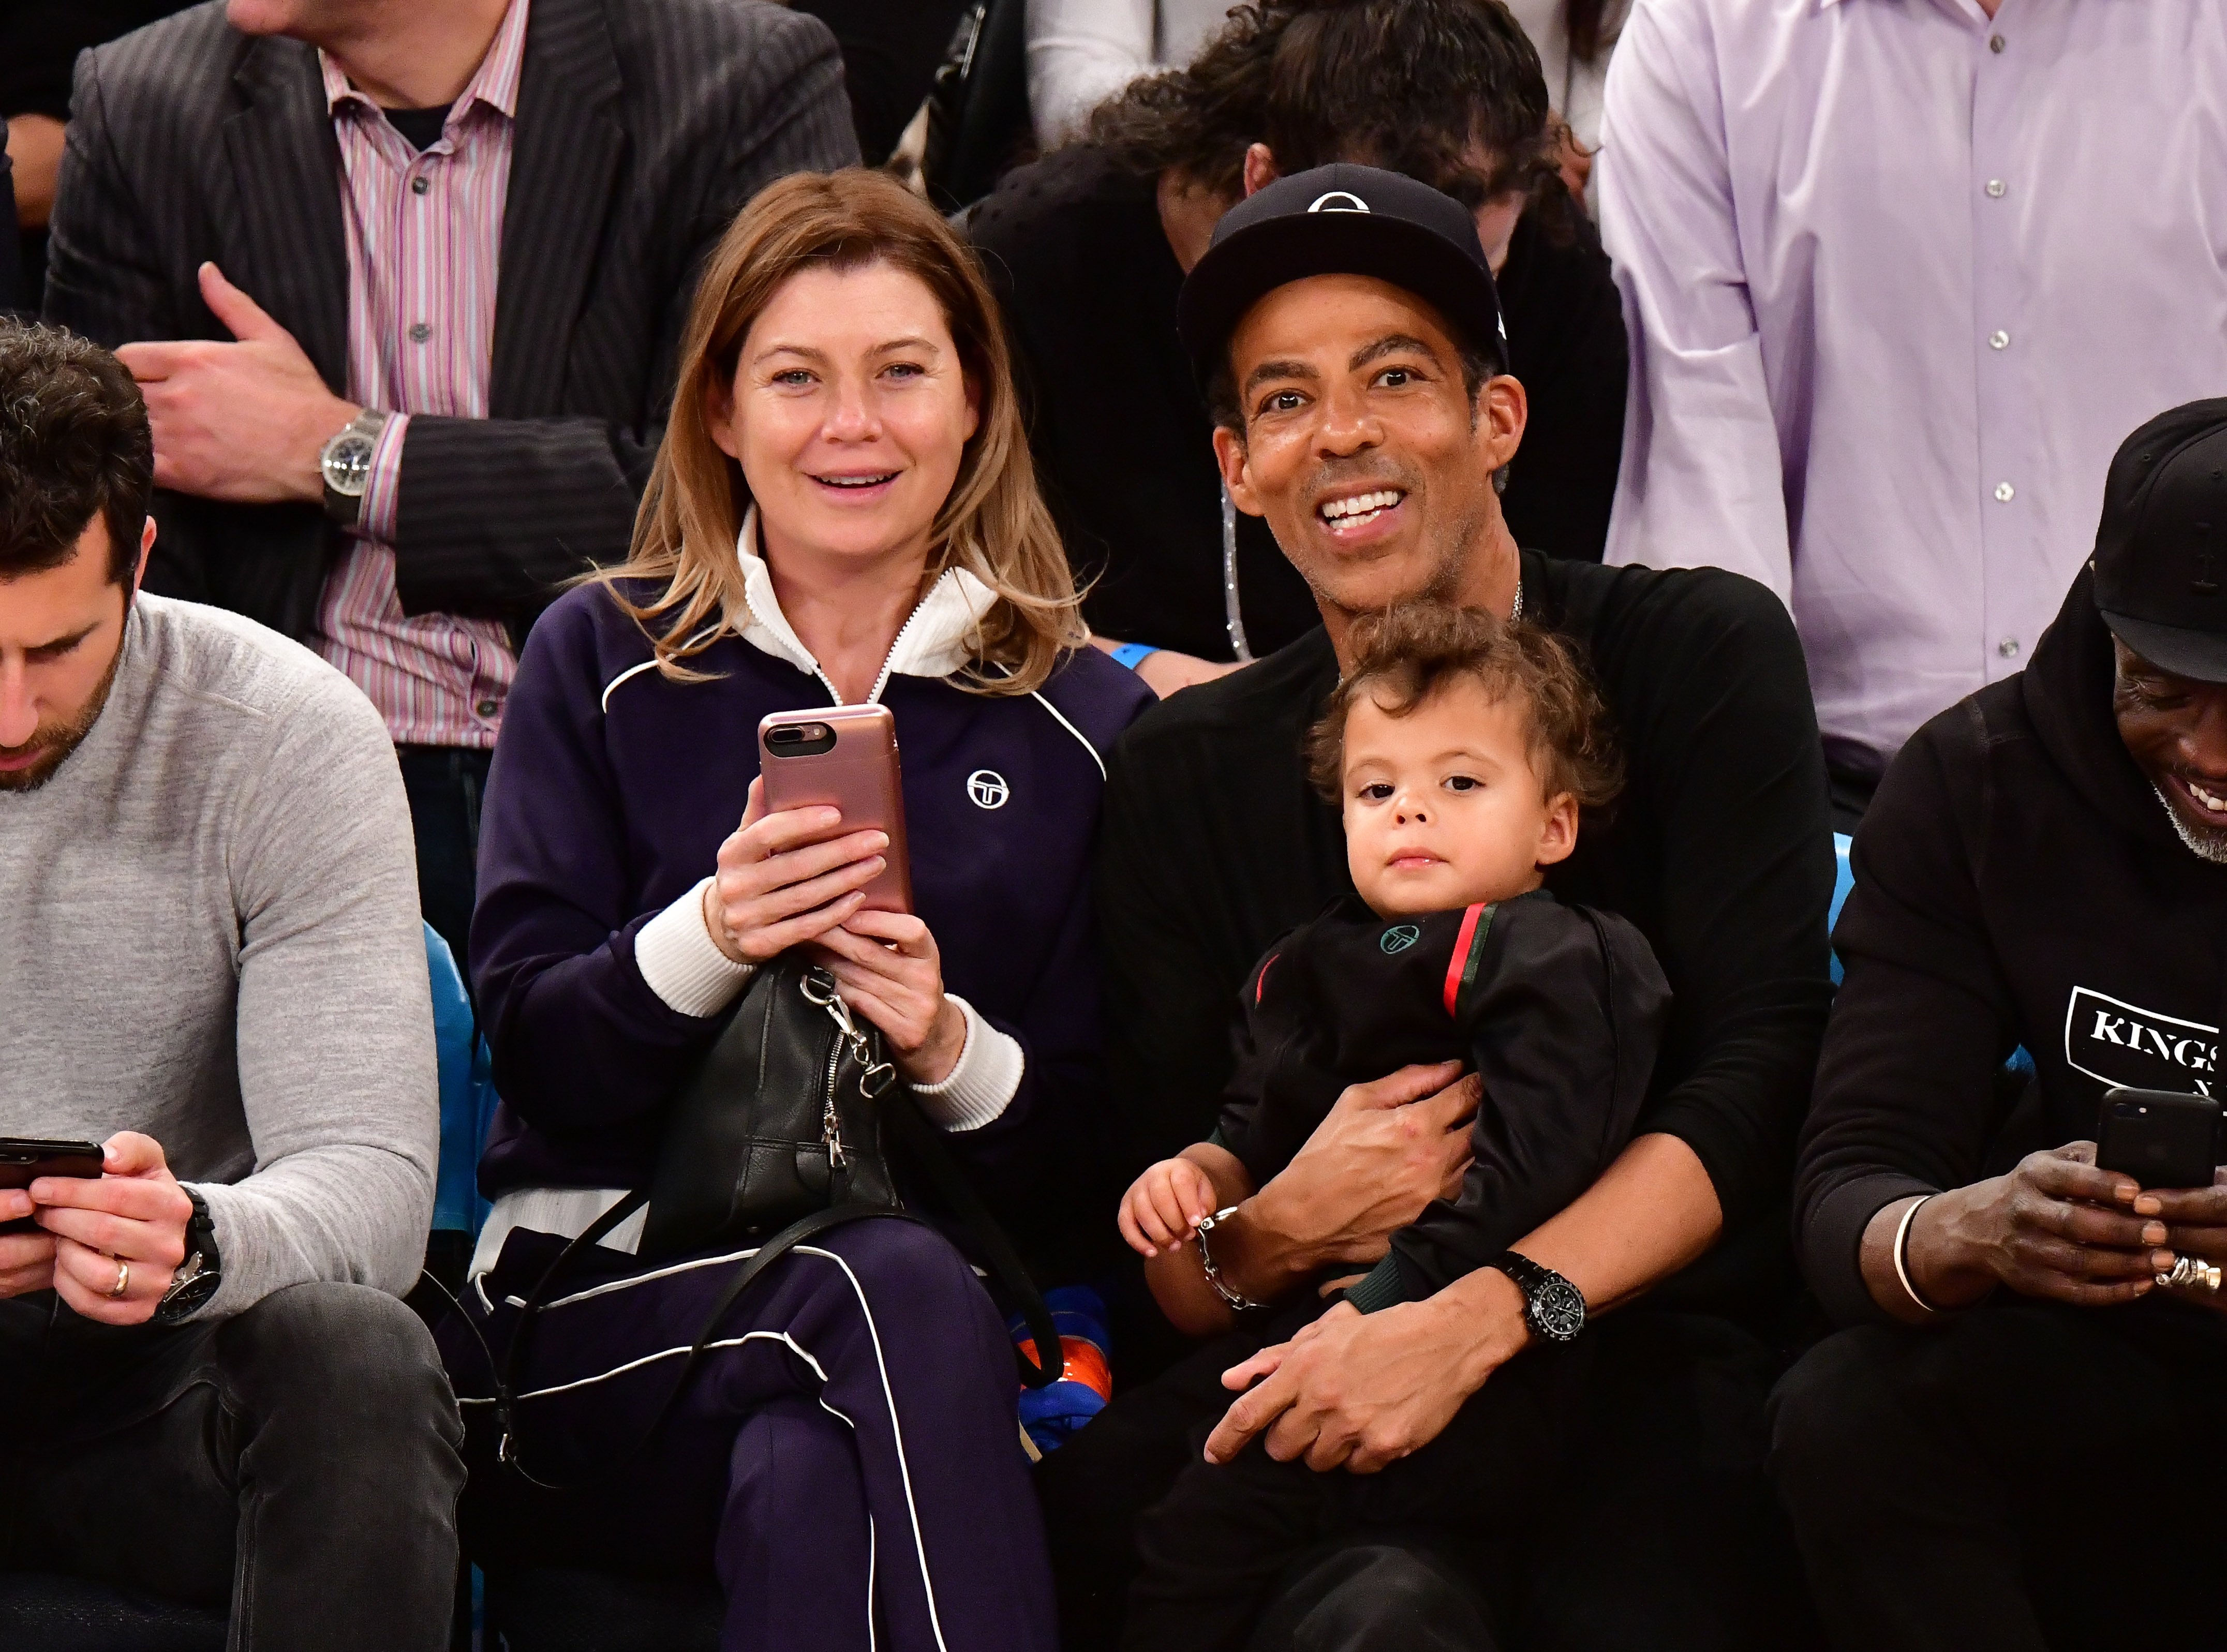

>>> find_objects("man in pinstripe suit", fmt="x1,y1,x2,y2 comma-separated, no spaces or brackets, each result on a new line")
42,0,860,966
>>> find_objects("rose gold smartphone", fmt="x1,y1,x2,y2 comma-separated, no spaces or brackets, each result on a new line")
758,706,913,914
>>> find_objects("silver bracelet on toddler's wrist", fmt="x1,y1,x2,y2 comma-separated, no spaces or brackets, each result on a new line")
1193,1205,1267,1313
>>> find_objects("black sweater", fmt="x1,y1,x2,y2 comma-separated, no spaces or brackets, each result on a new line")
1795,570,2227,1327
1217,891,1670,1312
1099,550,1835,1316
968,145,1630,662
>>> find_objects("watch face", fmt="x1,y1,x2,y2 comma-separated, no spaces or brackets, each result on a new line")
322,431,378,498
1528,1276,1586,1342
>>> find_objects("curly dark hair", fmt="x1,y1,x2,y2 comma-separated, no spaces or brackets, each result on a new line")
0,320,152,586
1306,602,1623,810
1086,0,1555,211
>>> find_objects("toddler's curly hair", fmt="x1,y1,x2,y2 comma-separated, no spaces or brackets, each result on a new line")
1305,603,1624,810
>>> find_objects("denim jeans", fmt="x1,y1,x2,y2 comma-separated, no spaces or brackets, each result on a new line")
0,1281,465,1650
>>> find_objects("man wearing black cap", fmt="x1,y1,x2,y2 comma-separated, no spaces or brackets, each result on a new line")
1055,165,1834,1649
1772,400,2227,1651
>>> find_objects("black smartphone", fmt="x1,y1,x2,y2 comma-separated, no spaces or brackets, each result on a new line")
0,1138,104,1234
2095,1089,2221,1190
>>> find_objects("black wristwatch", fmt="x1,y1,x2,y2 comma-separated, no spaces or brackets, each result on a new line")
154,1188,222,1325
1488,1250,1585,1343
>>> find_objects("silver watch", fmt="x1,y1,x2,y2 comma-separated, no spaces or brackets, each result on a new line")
319,407,392,528
1193,1205,1267,1312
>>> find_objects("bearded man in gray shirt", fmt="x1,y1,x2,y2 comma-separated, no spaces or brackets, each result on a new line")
0,321,463,1647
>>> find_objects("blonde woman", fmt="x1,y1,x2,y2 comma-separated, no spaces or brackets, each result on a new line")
447,170,1149,1651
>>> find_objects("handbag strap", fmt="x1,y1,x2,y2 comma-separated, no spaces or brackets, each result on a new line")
494,1194,910,1489
881,1087,1064,1390
494,1184,651,1481
489,1102,1067,1488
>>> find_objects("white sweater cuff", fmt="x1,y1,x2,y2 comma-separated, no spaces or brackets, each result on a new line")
910,994,1023,1132
635,876,755,1017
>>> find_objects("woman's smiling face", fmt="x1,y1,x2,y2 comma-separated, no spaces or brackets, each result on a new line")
709,259,979,571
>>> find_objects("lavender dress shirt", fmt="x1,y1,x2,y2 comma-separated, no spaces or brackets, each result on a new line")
1598,0,2227,771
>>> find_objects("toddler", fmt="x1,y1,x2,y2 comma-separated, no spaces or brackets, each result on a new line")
1114,602,1672,1650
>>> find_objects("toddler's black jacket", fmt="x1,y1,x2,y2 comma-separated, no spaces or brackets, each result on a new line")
1215,888,1671,1309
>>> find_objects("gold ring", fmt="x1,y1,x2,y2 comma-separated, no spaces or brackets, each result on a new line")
107,1258,130,1300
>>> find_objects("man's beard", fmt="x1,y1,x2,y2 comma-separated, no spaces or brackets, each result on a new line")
0,644,124,794
2152,785,2227,865
1304,481,1490,628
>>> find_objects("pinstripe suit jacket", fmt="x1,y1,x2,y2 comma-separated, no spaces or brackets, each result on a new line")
43,0,859,643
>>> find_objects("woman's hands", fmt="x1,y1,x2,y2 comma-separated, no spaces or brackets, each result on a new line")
816,910,966,1085
705,777,889,964
703,779,964,1084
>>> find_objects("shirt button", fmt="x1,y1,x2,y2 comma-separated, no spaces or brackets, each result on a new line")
475,697,500,719
1986,178,2007,198
1994,481,2016,502
1998,637,2021,659
408,322,432,344
1990,33,2006,53
410,176,430,196
1988,329,2010,350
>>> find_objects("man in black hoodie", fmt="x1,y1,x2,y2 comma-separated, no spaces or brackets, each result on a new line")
1773,399,2227,1651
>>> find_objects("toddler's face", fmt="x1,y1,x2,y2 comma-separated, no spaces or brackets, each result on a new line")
1339,678,1578,919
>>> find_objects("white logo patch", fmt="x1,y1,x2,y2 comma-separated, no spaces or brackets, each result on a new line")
1308,190,1371,214
2063,986,2219,1097
967,769,1010,810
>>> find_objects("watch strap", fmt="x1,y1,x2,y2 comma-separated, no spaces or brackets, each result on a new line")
320,407,391,529
1487,1248,1584,1342
154,1188,222,1325
1488,1249,1551,1296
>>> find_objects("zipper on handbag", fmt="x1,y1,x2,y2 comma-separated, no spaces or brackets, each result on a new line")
821,1033,848,1170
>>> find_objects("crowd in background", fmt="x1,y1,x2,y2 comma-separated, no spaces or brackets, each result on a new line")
5,2,2227,1651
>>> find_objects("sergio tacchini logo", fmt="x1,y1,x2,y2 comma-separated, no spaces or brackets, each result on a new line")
1380,924,1420,954
967,769,1009,810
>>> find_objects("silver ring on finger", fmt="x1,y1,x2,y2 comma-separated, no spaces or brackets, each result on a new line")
107,1257,130,1299
2158,1255,2221,1292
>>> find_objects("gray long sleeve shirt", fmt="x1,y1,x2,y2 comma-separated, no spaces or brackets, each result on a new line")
0,594,435,1317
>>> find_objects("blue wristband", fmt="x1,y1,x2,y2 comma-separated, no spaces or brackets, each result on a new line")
1108,642,1161,671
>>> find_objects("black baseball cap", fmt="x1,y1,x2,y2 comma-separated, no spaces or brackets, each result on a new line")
1175,163,1510,393
2094,399,2227,684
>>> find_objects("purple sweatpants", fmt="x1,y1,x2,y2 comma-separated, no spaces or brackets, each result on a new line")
440,1212,1057,1652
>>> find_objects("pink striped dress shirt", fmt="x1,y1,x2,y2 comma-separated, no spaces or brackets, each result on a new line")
314,0,530,749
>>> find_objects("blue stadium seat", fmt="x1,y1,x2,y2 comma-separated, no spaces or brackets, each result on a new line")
1829,831,1854,985
424,922,498,1238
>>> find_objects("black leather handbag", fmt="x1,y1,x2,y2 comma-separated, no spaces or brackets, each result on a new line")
492,956,1061,1483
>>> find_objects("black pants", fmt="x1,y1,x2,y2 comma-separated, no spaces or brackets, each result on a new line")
0,1281,467,1649
1041,1305,1810,1652
1770,1297,2227,1651
397,745,494,973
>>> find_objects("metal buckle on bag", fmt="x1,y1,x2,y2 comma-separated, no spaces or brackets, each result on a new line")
800,969,900,1100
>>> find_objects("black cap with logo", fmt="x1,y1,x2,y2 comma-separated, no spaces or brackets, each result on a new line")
1175,163,1509,391
2094,399,2227,684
